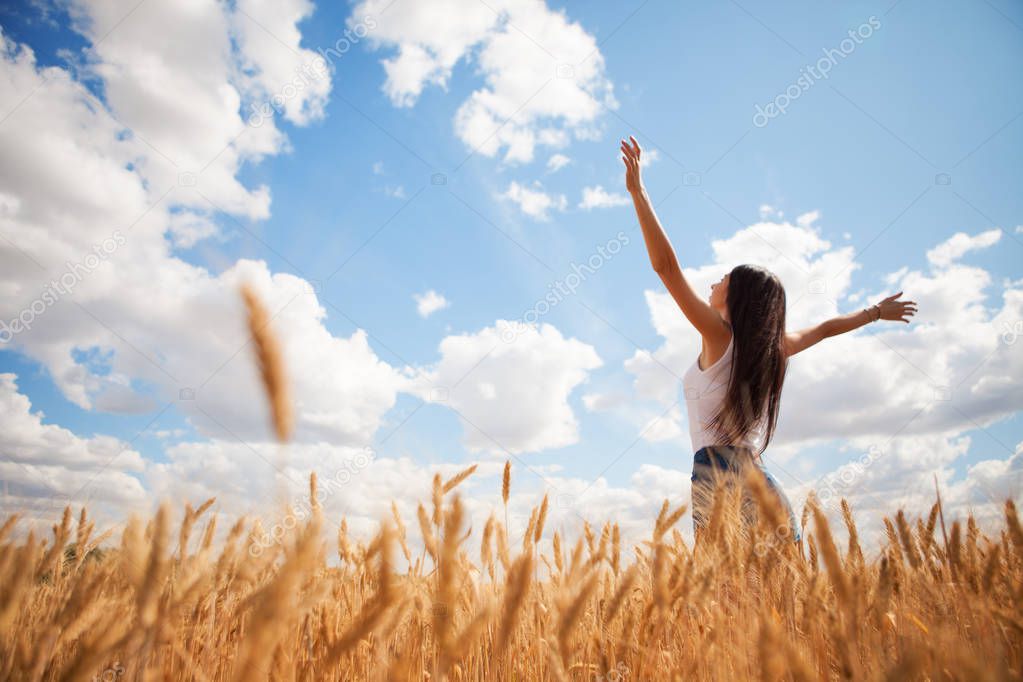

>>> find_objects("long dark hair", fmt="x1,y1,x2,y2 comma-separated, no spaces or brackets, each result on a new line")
708,264,788,455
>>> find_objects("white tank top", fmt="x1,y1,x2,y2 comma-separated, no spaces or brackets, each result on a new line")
682,334,764,453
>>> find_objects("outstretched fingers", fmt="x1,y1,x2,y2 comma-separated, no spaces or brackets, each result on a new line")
621,136,643,163
898,300,918,323
620,139,636,162
629,135,642,157
620,145,639,174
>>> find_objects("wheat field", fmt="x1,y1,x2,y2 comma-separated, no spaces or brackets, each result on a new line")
1,287,1019,681
1,468,1021,681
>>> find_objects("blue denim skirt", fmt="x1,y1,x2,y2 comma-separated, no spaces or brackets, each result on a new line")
690,445,801,543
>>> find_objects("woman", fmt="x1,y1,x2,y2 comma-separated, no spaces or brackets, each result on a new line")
620,135,917,543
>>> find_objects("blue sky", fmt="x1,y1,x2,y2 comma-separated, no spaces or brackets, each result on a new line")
0,0,1020,543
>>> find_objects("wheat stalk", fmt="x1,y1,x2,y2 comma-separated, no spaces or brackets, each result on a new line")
240,282,293,442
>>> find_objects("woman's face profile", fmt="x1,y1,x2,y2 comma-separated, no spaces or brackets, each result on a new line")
710,272,729,316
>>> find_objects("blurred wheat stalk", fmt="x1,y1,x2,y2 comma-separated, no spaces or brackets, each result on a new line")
0,288,1020,681
240,281,293,443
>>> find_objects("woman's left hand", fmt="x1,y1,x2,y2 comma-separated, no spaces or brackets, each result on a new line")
876,291,918,323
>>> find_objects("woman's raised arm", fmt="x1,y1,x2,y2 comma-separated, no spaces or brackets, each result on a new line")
785,291,918,357
622,136,729,344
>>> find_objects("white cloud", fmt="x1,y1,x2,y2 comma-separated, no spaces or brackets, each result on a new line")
953,441,1023,507
231,0,333,126
4,365,1019,555
498,180,567,220
189,262,408,445
925,228,1001,268
546,153,571,173
409,320,602,454
581,391,626,412
640,405,685,442
792,434,1023,552
579,185,629,210
65,0,299,220
143,437,697,554
414,289,450,318
352,0,616,162
0,373,147,526
153,428,187,439
167,211,221,249
796,210,820,227
0,9,410,446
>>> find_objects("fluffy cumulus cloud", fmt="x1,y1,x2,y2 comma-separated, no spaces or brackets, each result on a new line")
231,0,333,127
953,441,1023,509
790,434,1023,551
410,321,602,454
189,262,407,445
144,435,693,557
498,180,567,220
0,12,340,472
0,6,412,447
925,228,1001,268
578,185,630,210
351,0,616,162
0,374,147,526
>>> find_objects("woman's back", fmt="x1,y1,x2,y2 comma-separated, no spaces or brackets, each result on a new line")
682,334,765,454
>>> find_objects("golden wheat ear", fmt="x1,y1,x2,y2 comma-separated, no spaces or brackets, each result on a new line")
240,282,293,442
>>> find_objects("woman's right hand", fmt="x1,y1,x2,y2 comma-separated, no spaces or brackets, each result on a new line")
620,135,643,195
